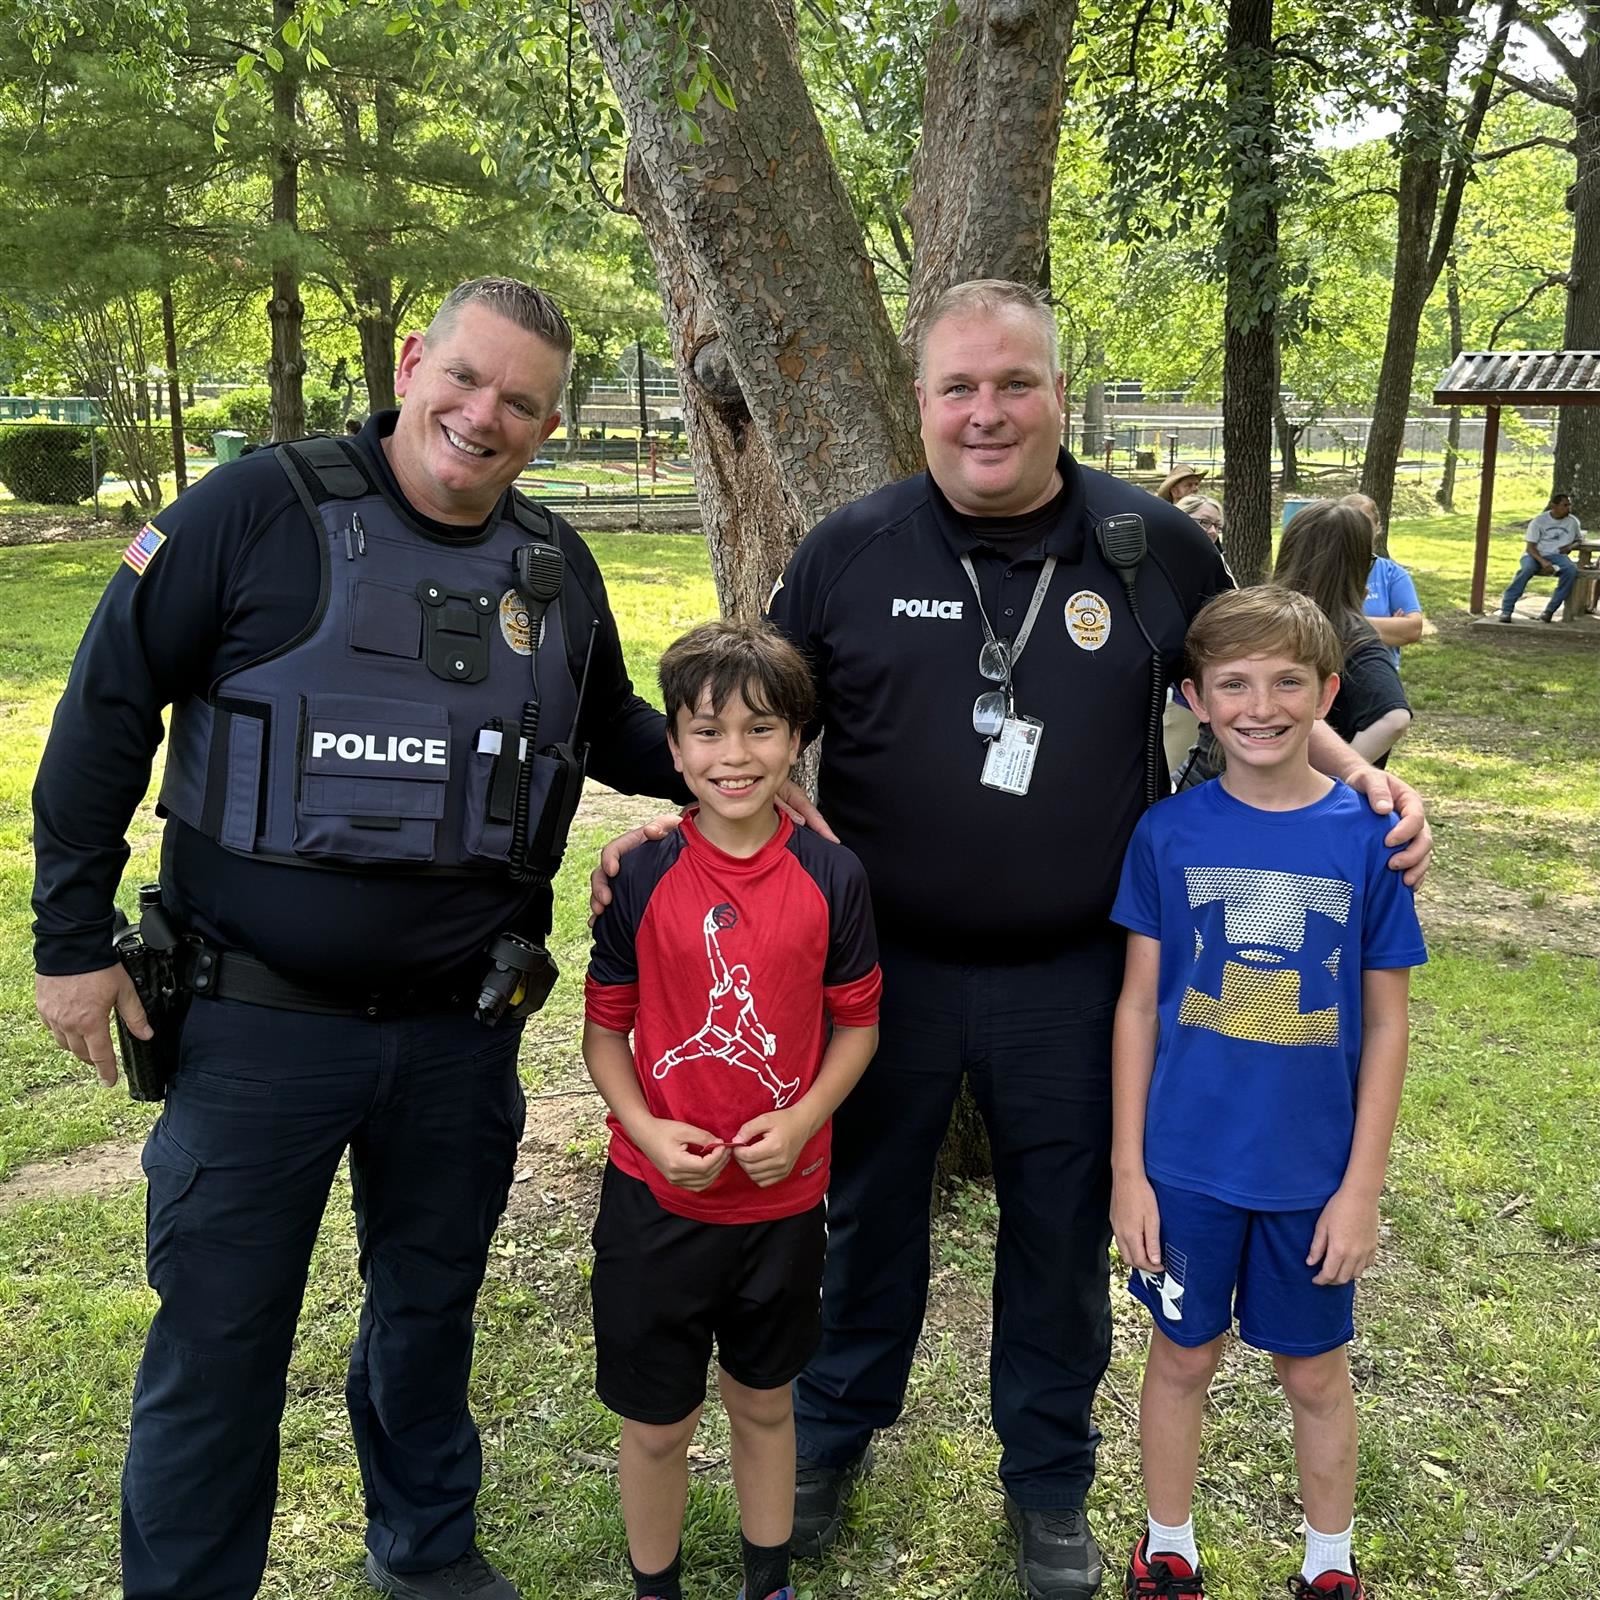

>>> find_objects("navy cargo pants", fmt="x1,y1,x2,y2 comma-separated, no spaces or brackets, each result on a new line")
122,996,525,1600
793,935,1119,1509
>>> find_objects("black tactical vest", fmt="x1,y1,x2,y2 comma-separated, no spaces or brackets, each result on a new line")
159,437,585,882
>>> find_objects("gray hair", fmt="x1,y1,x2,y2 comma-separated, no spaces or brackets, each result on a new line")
427,277,575,388
1177,494,1224,521
915,279,1060,384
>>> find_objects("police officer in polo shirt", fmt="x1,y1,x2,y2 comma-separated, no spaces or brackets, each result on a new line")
31,279,689,1600
759,281,1432,1598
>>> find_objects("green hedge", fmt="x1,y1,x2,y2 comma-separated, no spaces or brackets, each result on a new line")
183,385,347,451
0,423,94,505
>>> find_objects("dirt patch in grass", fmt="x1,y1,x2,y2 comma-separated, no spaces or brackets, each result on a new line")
0,511,119,547
0,1134,143,1208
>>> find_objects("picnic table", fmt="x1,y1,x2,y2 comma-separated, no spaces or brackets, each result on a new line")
1568,540,1600,620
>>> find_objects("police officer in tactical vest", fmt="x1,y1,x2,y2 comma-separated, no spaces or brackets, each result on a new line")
31,279,690,1600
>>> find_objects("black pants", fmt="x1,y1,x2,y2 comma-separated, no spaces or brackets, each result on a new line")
121,997,525,1600
792,937,1118,1510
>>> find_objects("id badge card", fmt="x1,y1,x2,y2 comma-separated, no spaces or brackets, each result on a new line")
980,715,1044,796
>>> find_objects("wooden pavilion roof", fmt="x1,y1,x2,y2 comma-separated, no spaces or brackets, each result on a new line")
1433,350,1600,406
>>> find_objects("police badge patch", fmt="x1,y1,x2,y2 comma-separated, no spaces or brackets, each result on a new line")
498,588,542,655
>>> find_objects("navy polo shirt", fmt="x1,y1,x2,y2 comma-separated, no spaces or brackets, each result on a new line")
767,449,1231,959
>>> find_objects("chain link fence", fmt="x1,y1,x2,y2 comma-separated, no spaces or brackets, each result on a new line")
516,435,699,523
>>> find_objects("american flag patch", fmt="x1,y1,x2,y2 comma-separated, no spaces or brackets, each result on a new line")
122,523,166,576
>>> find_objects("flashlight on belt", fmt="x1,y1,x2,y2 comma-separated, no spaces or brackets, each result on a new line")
474,932,559,1027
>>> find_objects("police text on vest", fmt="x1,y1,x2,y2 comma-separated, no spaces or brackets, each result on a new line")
890,598,965,619
311,731,448,766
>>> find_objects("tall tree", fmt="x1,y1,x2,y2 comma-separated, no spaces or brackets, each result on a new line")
1357,0,1516,530
265,0,306,439
1219,0,1279,584
1500,4,1600,508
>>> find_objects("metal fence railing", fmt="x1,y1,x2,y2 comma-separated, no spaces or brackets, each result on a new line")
517,437,698,517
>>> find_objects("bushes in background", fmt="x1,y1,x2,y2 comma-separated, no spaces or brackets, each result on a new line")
0,424,95,504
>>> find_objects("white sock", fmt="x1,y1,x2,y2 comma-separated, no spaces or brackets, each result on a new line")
1147,1513,1199,1570
1303,1520,1354,1580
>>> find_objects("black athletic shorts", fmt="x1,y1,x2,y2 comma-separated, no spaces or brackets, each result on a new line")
590,1164,827,1424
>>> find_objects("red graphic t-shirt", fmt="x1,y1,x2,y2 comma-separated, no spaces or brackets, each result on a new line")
584,808,881,1222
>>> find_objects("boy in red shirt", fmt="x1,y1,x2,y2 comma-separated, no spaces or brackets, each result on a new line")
584,620,882,1600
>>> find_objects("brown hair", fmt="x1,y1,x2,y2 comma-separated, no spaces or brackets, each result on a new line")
659,619,816,734
1184,585,1343,688
426,277,575,385
914,279,1060,383
1273,499,1372,640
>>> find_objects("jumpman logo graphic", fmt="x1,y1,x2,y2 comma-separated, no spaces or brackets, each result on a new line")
651,903,800,1108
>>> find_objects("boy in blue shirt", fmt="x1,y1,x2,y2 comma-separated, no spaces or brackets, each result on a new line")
1109,587,1426,1600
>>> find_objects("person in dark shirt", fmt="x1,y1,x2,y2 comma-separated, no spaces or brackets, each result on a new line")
1275,500,1412,767
594,280,1433,1600
32,279,696,1600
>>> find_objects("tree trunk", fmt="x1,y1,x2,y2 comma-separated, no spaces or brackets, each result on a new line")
1220,0,1277,588
1362,0,1514,524
161,285,187,496
1553,21,1600,509
584,0,920,614
902,0,1078,355
1081,361,1106,457
1272,325,1299,493
626,149,802,621
1439,254,1463,513
357,274,398,414
266,0,305,441
1359,16,1451,526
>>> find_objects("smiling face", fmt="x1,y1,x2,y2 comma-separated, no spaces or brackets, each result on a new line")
387,302,565,524
1184,652,1338,781
915,306,1066,518
669,682,801,851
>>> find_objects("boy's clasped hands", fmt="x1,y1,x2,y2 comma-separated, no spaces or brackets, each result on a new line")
633,1105,820,1192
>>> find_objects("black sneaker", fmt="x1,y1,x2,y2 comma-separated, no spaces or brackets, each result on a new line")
364,1547,520,1599
792,1444,873,1558
1005,1496,1104,1599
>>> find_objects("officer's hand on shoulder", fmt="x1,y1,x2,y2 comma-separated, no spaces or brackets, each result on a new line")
588,813,685,923
35,966,151,1089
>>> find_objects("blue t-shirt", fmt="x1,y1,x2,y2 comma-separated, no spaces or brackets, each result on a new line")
1111,779,1426,1210
1364,557,1421,668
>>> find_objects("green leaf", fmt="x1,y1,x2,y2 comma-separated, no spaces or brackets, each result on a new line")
384,14,412,33
710,73,736,112
306,43,330,68
282,16,301,47
263,44,284,72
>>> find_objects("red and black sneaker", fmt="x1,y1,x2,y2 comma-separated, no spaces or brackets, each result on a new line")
1286,1562,1369,1599
1125,1533,1206,1598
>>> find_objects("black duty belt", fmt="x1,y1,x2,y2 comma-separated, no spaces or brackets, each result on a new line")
184,943,474,1020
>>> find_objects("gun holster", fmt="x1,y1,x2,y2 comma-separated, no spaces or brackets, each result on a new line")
111,894,194,1103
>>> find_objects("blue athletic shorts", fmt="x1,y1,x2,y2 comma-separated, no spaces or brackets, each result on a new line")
1126,1179,1355,1356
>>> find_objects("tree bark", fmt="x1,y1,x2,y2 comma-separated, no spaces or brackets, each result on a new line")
584,0,920,614
626,149,801,621
357,274,399,415
1439,254,1463,513
1553,11,1600,508
901,0,1078,356
266,0,305,441
1220,0,1277,588
161,285,187,495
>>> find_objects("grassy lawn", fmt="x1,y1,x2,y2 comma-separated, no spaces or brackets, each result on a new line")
1,508,1596,1599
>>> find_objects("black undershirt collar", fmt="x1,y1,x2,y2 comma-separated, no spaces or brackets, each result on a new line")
928,447,1090,565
